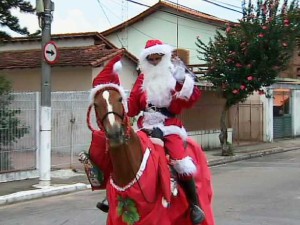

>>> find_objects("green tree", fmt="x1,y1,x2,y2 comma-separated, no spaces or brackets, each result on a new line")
196,0,300,155
0,0,40,40
0,76,29,170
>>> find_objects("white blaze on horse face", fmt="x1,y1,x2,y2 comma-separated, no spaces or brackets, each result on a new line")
102,91,116,126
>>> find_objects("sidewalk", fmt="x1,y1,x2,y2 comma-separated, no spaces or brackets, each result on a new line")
1,137,300,206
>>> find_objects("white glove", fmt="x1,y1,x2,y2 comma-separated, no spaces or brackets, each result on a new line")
173,64,186,82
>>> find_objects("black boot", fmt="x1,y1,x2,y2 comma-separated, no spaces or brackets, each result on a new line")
180,179,205,224
96,198,109,213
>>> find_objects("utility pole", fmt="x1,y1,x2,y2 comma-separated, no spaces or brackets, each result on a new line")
36,0,55,187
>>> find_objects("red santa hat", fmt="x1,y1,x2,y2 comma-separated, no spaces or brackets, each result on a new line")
139,39,173,61
89,53,128,112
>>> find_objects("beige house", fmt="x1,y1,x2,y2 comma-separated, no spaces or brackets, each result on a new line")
0,33,140,177
0,32,138,92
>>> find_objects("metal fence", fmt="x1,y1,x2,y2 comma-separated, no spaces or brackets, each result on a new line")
0,92,38,172
0,91,264,173
0,91,95,173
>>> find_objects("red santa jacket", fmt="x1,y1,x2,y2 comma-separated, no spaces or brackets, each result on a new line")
127,74,202,128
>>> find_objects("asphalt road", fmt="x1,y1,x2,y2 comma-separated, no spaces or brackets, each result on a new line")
212,149,300,225
1,150,300,225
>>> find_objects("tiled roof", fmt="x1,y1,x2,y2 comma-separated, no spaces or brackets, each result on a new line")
102,0,230,36
2,32,104,43
0,45,124,70
1,32,138,64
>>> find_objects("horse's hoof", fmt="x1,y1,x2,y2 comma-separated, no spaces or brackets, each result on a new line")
191,205,205,224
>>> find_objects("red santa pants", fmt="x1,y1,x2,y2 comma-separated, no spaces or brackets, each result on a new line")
164,134,196,179
164,134,187,160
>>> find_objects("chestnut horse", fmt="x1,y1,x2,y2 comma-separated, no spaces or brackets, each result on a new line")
87,87,215,225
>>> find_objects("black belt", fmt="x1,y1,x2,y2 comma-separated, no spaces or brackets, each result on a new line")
147,104,175,118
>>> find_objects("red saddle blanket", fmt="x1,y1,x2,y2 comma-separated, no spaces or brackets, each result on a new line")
89,130,215,225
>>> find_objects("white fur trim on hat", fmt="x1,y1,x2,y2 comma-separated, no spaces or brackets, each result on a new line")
172,156,197,175
175,74,195,100
140,44,174,61
89,83,128,112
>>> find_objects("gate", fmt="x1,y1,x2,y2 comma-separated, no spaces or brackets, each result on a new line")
233,101,264,144
51,92,95,170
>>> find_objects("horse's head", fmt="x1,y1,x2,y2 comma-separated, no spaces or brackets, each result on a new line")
87,52,130,146
92,87,129,146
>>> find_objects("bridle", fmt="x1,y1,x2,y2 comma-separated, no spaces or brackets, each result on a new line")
99,110,124,127
87,87,131,142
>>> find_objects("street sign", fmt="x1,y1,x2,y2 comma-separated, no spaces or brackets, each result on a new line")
43,41,59,65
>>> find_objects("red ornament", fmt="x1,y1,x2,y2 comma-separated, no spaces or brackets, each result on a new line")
258,33,264,38
240,85,246,90
232,89,239,94
247,76,253,81
235,63,243,68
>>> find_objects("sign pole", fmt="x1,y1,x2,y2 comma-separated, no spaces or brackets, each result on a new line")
37,0,54,187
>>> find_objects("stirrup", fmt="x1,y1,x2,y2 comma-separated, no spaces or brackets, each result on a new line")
96,201,109,213
190,205,205,224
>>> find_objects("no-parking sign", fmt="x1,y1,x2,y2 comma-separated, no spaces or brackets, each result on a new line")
44,41,59,65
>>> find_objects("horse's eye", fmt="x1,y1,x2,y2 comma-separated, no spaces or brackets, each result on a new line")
118,97,123,102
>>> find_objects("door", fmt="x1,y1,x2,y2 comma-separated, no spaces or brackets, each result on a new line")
273,89,292,139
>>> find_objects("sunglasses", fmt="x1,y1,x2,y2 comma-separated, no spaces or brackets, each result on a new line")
146,55,163,62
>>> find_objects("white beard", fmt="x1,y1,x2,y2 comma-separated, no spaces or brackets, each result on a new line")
140,55,176,107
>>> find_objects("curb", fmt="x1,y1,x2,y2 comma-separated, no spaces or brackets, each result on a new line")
0,183,91,206
208,146,300,167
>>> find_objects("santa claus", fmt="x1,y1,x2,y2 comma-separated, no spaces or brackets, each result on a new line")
127,39,205,224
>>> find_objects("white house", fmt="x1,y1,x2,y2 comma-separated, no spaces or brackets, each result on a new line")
102,0,229,65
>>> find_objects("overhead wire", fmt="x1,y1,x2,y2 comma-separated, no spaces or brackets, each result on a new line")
95,0,126,47
96,0,242,52
96,0,156,40
101,0,240,30
200,0,242,13
209,0,242,9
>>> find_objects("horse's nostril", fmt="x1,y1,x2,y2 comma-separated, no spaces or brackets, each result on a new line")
106,124,125,144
